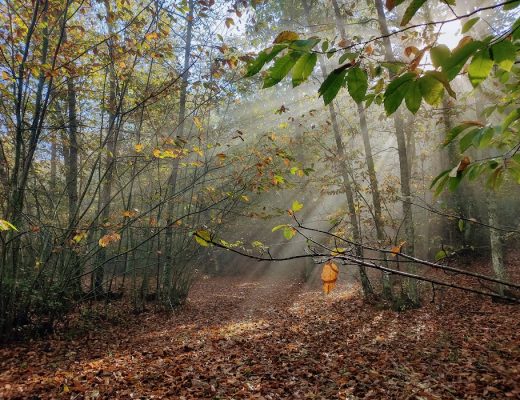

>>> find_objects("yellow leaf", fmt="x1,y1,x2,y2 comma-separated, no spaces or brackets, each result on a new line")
153,148,162,158
122,210,137,218
2,71,9,80
216,153,226,160
225,17,234,28
145,32,159,41
193,116,203,130
134,143,143,153
194,229,211,246
72,231,87,243
331,247,346,256
321,261,339,294
241,195,249,202
162,149,178,158
291,200,303,212
0,219,18,231
273,31,299,43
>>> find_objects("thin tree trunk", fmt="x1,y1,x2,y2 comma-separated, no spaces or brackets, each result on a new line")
50,138,57,193
164,0,194,298
475,98,507,295
302,0,372,296
95,0,119,296
374,0,418,305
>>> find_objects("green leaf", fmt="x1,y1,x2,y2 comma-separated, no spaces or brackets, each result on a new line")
459,128,480,152
430,169,450,189
491,40,516,72
291,52,317,87
431,169,451,196
502,108,520,132
263,51,302,88
245,45,286,77
477,126,494,148
400,0,427,26
504,0,520,10
443,40,482,80
338,52,357,64
289,38,321,52
444,121,484,145
435,249,448,261
321,40,329,52
291,200,304,212
512,17,520,41
448,174,463,191
458,219,465,232
381,61,406,74
383,72,415,114
430,45,451,69
272,224,287,232
283,226,296,240
346,67,368,103
487,166,504,189
418,74,444,106
318,67,348,105
424,70,456,98
461,17,479,34
404,80,422,114
468,49,493,87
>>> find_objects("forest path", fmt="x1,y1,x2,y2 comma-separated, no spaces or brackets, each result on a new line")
1,272,519,399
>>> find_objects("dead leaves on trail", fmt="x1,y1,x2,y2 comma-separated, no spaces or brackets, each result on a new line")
1,256,520,399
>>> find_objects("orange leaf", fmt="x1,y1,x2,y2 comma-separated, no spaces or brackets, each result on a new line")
321,261,339,294
99,232,121,247
122,210,137,218
390,241,406,257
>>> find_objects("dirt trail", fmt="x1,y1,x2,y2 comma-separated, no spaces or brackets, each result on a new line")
0,273,519,399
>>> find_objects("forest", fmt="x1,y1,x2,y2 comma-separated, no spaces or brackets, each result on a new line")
0,0,519,398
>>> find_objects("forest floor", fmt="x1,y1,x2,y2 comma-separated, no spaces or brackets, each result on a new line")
1,256,520,400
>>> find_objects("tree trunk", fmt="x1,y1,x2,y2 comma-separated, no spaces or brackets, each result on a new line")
475,98,507,295
164,0,194,298
374,0,418,305
302,0,372,296
95,0,120,296
330,0,390,297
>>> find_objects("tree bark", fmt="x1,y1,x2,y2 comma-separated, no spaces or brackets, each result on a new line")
374,0,418,304
164,0,194,297
302,0,372,296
